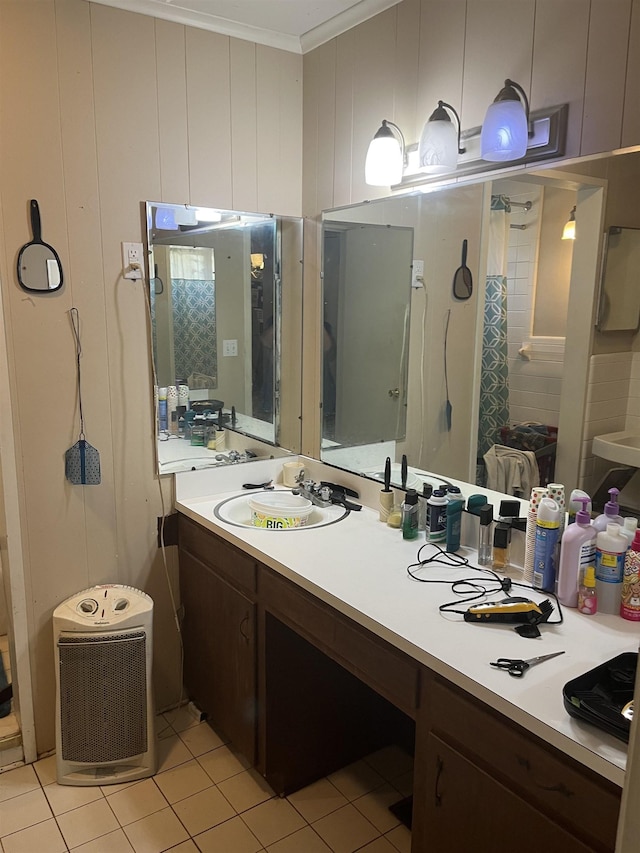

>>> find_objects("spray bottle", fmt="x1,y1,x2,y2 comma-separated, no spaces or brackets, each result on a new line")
592,488,624,532
557,496,596,607
532,497,561,592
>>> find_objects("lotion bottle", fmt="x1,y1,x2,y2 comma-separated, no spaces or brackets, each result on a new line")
557,496,596,608
592,488,624,532
595,523,627,614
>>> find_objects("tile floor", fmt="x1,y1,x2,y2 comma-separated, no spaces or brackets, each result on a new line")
0,707,413,853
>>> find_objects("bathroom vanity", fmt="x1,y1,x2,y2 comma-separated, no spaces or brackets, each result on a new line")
175,464,636,853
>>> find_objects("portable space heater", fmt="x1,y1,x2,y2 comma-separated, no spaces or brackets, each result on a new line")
53,584,156,786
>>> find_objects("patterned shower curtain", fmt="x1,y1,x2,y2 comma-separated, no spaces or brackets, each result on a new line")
477,195,511,461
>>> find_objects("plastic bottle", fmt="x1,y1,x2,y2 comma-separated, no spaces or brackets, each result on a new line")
578,566,598,615
568,489,591,524
478,504,493,566
621,516,638,546
557,496,596,607
418,484,432,532
592,488,624,532
621,528,640,621
402,489,419,540
446,499,463,552
492,522,511,570
595,523,627,614
157,387,168,432
532,497,561,591
427,490,447,543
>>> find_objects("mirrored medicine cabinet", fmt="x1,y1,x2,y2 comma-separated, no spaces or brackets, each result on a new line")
597,225,640,332
146,202,303,474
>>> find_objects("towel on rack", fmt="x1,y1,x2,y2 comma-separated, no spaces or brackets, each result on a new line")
483,444,540,498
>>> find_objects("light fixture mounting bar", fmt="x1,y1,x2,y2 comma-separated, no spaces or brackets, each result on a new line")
397,103,568,191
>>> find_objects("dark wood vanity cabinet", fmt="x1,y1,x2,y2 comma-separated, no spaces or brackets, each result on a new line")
178,516,257,763
177,516,622,853
413,675,621,853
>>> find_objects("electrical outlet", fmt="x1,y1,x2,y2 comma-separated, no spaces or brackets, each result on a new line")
412,259,425,288
122,241,144,280
223,339,238,357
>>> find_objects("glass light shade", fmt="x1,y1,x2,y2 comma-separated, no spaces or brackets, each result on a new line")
419,119,458,173
562,218,576,240
480,99,529,162
365,136,403,186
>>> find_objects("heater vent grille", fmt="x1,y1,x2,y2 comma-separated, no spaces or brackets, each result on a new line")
58,631,148,763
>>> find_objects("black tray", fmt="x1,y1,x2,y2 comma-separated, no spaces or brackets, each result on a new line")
563,652,636,743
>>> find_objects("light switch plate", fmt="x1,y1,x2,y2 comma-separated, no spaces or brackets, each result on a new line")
412,259,425,288
223,339,238,357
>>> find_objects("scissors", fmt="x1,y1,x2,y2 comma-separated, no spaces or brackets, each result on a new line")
490,650,565,678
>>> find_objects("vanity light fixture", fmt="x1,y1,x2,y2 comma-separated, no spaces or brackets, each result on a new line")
480,79,532,162
365,119,406,186
418,101,466,174
562,206,577,240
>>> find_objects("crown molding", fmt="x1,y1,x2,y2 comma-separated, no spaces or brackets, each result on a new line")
87,0,402,54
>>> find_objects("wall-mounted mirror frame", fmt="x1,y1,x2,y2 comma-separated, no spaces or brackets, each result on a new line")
318,154,624,498
146,202,303,474
596,225,640,332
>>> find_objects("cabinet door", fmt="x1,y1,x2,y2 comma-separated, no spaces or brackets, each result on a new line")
180,550,257,763
421,733,594,853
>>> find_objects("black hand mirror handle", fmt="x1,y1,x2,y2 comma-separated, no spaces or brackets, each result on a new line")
30,199,42,242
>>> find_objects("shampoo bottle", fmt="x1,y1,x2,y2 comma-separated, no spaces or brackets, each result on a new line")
532,497,561,591
592,488,624,532
595,523,627,614
557,496,596,607
621,528,640,621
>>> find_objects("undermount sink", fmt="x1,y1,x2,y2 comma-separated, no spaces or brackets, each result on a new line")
214,491,349,530
592,431,640,468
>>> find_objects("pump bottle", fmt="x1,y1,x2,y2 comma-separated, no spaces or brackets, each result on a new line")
595,523,627,614
557,496,596,607
592,488,624,532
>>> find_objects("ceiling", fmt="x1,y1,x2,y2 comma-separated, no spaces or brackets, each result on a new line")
89,0,402,53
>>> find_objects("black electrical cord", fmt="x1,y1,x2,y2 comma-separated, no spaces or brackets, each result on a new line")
406,542,564,625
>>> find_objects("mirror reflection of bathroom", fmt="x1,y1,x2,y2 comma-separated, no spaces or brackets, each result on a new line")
477,178,576,493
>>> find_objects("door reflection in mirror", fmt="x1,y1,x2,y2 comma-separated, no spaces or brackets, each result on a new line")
322,222,413,446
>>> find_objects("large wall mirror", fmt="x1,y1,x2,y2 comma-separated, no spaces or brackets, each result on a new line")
146,203,303,473
320,150,640,497
597,225,640,332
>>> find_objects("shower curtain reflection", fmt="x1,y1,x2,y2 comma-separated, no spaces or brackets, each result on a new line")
477,195,511,480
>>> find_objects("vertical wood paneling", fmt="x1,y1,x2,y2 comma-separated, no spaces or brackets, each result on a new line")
394,0,421,146
186,28,232,208
333,28,356,206
581,0,633,155
57,0,118,586
302,48,321,217
155,19,190,203
256,47,303,216
231,40,258,212
313,40,338,215
622,0,640,146
531,0,589,159
462,0,535,131
416,0,466,136
351,9,398,203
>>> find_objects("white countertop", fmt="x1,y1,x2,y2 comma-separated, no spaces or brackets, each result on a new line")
175,459,640,788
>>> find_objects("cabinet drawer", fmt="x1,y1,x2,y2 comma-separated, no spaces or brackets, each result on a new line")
428,677,620,851
260,567,419,717
178,514,256,594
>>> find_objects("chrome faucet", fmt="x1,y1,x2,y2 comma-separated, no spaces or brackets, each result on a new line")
293,477,333,507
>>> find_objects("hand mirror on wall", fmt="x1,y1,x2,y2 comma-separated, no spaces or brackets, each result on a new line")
16,199,64,293
453,238,473,300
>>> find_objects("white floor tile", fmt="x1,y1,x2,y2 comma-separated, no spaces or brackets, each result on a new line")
154,759,212,805
106,778,168,826
57,797,119,849
71,827,136,853
312,803,379,853
328,760,385,801
197,744,251,784
171,785,236,837
194,815,263,853
242,796,306,847
44,780,104,815
0,764,40,803
265,825,331,853
0,787,52,836
0,817,67,853
217,768,274,814
33,754,57,787
122,806,189,853
178,721,226,756
287,778,348,823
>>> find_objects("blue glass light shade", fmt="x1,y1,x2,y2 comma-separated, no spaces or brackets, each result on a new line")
481,80,530,162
